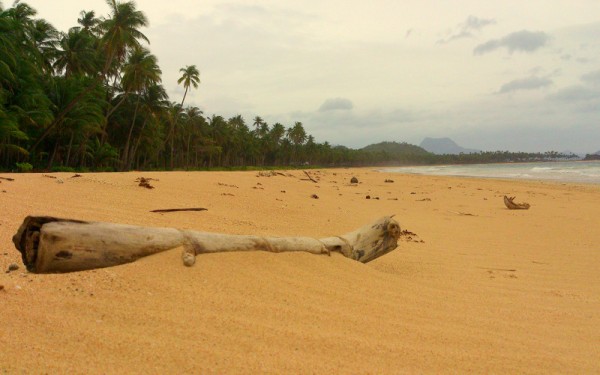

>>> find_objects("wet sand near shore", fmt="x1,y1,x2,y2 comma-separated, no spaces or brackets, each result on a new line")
1,169,599,373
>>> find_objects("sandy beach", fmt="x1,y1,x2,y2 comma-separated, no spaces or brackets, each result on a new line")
1,169,599,373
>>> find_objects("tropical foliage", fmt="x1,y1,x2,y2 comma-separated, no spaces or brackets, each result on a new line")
0,1,578,171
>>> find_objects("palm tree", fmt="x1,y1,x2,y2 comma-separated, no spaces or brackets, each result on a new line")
181,106,204,167
77,10,100,35
177,64,200,107
120,46,161,168
99,0,149,76
29,19,59,74
54,27,98,77
29,0,150,153
0,2,53,164
286,122,307,164
252,116,264,134
128,83,167,168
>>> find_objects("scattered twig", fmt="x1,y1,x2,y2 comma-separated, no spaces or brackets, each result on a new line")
477,267,516,272
70,174,82,178
217,182,238,188
448,210,476,216
43,174,57,179
0,177,15,181
150,208,208,213
303,170,318,183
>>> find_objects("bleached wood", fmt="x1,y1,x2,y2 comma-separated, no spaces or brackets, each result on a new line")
13,215,401,273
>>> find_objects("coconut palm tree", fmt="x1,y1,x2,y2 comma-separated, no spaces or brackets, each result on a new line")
119,46,161,168
0,2,53,163
125,83,167,169
54,27,98,77
77,10,100,35
30,0,149,153
177,64,200,108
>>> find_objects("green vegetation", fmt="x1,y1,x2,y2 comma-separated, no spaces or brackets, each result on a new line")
0,2,579,172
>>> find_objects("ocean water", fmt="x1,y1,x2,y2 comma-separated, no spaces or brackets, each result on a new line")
380,161,600,184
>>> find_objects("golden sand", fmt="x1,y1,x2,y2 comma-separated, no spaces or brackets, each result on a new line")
1,169,599,373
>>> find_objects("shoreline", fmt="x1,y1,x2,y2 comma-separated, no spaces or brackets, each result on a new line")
380,160,600,185
1,169,599,373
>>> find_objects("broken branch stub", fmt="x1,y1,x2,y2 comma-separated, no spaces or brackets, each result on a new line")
13,216,401,273
503,196,530,210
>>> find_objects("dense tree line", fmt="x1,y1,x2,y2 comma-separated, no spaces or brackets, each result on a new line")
0,1,578,172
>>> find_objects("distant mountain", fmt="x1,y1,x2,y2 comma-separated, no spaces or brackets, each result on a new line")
419,137,480,155
361,141,430,155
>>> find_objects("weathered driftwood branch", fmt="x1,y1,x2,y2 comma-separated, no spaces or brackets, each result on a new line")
150,208,208,213
12,216,401,273
503,196,530,210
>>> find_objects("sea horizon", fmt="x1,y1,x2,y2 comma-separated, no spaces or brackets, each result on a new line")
380,160,600,184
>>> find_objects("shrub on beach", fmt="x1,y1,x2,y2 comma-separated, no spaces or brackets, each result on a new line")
15,162,33,173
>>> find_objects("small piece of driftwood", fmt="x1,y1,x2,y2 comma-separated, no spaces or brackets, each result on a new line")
303,170,318,183
0,177,14,181
12,216,401,273
150,208,208,213
503,196,530,210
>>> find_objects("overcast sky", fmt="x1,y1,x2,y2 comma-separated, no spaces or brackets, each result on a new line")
23,0,600,153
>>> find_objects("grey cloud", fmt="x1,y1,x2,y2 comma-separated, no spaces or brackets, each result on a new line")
549,85,600,102
474,30,549,55
560,54,572,61
581,70,600,85
498,76,552,94
318,97,354,111
437,15,495,44
464,15,496,31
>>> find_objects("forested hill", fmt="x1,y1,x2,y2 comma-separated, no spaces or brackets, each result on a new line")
361,142,431,155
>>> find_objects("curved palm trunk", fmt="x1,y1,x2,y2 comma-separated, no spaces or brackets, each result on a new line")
180,87,188,108
129,118,148,170
65,130,75,167
121,96,141,170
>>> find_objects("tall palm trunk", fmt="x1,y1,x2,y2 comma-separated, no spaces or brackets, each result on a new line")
129,118,148,170
121,96,141,170
65,130,75,167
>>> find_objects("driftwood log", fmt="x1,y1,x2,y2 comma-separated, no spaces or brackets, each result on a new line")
12,216,401,273
503,196,530,210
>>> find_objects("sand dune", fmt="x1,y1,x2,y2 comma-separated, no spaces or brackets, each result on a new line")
1,169,599,373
